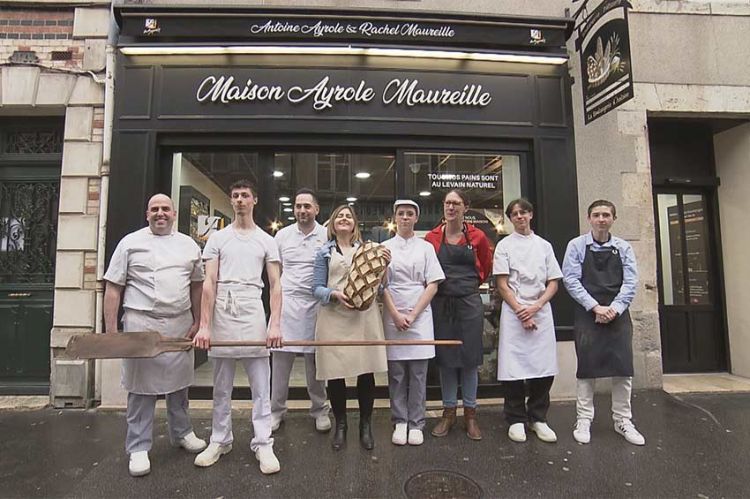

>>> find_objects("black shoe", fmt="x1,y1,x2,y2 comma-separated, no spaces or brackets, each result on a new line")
332,419,347,451
359,418,374,450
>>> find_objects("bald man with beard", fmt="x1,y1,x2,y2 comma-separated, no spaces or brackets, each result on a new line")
104,194,207,477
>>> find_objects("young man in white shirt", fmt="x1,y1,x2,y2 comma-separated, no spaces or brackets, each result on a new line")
192,179,284,474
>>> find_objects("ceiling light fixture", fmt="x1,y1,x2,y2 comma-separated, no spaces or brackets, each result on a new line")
355,172,371,179
272,170,284,178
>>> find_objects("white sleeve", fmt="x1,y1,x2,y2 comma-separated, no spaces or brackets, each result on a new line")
423,243,445,284
265,235,281,263
202,232,220,261
492,241,510,276
545,242,563,281
189,242,204,281
103,239,129,285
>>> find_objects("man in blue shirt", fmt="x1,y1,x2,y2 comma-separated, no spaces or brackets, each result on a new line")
562,200,645,446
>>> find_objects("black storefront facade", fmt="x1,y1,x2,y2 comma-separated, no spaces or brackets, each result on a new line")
108,6,579,400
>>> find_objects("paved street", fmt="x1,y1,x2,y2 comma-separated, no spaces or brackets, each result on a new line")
1,390,748,498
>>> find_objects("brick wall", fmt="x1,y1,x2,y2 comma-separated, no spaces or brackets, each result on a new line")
0,8,85,70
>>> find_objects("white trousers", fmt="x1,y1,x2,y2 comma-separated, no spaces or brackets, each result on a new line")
125,388,192,454
210,357,273,451
576,377,633,422
271,351,328,421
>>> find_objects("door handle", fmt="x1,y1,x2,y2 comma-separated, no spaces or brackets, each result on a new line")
8,292,32,298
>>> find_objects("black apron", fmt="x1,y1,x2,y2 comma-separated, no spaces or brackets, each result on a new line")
432,226,484,368
574,244,634,378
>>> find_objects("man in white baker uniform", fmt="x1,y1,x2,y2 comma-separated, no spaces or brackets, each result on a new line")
192,179,283,475
103,193,207,477
271,188,331,433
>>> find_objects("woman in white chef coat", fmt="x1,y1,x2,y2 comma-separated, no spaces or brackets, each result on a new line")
493,198,563,444
312,204,388,451
382,200,445,446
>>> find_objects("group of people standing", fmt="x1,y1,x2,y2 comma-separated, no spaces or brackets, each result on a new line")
104,179,644,479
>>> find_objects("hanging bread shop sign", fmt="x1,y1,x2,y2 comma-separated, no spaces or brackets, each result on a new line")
575,0,634,124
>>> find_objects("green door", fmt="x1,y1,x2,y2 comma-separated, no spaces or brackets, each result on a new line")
0,123,62,394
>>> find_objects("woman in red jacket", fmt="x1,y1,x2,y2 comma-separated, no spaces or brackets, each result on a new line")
425,189,493,440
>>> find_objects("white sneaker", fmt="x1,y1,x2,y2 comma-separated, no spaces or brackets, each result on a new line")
315,414,332,433
271,415,282,432
175,431,207,453
407,429,424,446
128,451,150,477
573,419,591,444
530,422,557,443
614,419,645,446
508,423,527,443
194,442,232,467
255,446,281,475
391,423,408,446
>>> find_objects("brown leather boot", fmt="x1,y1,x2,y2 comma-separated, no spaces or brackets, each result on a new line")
431,407,457,437
464,407,482,441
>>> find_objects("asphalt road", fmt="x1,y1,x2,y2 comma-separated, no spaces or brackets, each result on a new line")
1,390,748,498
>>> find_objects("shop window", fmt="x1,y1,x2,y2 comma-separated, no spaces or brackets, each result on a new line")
404,152,522,244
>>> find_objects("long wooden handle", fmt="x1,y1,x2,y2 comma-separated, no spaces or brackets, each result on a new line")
206,339,462,347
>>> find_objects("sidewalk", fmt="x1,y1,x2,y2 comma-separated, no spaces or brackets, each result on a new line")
1,390,748,498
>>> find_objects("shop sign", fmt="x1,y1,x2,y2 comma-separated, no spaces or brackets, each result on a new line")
426,173,498,190
195,74,492,111
120,10,567,50
249,19,456,40
574,0,634,124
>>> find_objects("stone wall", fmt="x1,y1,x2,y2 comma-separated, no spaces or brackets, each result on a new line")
0,4,110,407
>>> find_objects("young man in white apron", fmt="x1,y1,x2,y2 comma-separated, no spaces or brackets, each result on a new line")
104,194,207,477
562,199,645,446
271,188,330,433
494,198,562,444
192,180,284,474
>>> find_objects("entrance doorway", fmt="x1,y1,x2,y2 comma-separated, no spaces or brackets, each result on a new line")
654,189,727,372
0,121,62,393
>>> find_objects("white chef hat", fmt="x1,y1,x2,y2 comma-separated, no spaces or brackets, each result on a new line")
393,199,420,217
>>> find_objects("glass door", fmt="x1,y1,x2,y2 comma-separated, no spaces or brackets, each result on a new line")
655,190,727,372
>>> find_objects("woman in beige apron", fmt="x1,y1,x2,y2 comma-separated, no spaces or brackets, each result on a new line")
313,205,388,451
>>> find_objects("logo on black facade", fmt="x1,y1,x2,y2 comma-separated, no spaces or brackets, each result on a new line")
144,18,161,35
529,29,546,45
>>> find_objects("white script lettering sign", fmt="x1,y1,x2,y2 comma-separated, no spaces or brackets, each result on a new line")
249,20,456,40
195,75,492,111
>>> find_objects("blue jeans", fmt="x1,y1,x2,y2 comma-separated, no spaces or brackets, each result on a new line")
439,366,478,409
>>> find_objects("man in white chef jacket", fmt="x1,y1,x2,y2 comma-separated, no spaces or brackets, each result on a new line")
494,198,562,444
103,193,207,477
271,188,330,433
192,179,283,475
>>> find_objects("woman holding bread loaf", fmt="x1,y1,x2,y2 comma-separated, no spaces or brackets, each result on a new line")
312,204,388,451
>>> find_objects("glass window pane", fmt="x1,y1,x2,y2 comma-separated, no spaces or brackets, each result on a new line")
273,152,395,242
683,194,712,305
657,193,685,306
403,152,521,244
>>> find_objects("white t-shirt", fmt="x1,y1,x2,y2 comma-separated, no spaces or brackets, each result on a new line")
202,224,280,288
493,232,563,303
275,222,327,295
104,227,203,316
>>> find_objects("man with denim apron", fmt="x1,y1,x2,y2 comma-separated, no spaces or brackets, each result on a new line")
192,179,283,474
562,199,645,446
104,194,206,477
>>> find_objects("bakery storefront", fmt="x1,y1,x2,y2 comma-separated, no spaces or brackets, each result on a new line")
106,6,579,401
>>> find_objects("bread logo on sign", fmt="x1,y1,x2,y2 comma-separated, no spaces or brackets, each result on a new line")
343,241,387,311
